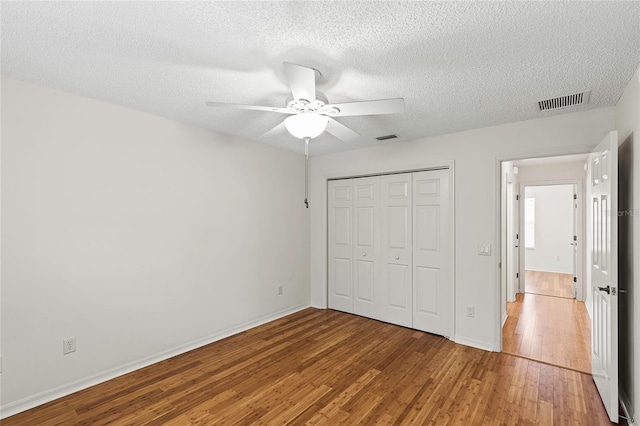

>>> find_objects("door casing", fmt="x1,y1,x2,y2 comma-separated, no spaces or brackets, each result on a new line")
517,180,585,301
495,146,592,352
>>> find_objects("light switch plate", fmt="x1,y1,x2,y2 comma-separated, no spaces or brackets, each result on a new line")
479,244,492,256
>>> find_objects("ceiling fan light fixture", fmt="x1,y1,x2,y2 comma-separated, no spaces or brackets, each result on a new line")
284,113,329,139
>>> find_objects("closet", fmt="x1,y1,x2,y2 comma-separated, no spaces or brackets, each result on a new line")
328,168,451,337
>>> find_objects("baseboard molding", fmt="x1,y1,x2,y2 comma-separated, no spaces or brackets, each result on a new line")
502,311,508,327
620,388,637,425
310,303,327,309
454,336,495,352
0,303,310,419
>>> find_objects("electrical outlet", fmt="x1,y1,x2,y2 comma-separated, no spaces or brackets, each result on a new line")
278,286,283,295
466,307,475,318
63,337,76,355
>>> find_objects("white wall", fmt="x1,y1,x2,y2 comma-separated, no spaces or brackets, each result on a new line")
0,78,310,415
310,106,615,352
523,185,574,274
616,65,639,424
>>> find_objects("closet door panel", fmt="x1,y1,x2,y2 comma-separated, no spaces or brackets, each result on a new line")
379,173,413,328
412,169,451,336
353,176,381,320
328,180,353,313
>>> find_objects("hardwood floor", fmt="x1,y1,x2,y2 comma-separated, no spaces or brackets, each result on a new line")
5,308,612,425
525,270,574,299
503,293,591,374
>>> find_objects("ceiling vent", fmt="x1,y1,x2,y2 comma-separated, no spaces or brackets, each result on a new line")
376,134,398,141
537,91,590,112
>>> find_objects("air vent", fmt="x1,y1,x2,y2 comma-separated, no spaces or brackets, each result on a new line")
376,134,398,141
537,91,590,112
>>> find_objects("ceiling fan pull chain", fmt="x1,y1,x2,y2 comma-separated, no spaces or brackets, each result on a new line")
304,138,309,209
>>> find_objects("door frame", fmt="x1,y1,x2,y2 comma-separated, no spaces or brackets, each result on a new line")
495,147,591,351
517,180,585,301
321,160,456,340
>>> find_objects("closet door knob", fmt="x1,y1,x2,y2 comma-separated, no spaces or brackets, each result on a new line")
396,256,400,260
363,252,367,257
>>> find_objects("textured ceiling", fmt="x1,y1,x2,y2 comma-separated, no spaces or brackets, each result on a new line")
2,2,639,156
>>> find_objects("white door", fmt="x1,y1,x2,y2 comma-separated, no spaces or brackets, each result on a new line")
589,131,618,423
572,184,578,299
352,176,381,320
379,173,413,328
412,169,451,336
328,179,353,313
506,182,520,302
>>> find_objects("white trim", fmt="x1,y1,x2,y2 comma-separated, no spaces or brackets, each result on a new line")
322,161,456,340
0,304,310,419
620,388,637,426
502,311,508,328
454,336,496,352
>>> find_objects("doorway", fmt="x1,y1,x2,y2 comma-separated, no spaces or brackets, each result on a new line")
500,154,591,374
522,184,576,300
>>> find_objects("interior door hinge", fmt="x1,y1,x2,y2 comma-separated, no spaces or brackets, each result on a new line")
574,194,577,200
574,235,577,241
516,273,519,279
516,195,519,201
573,277,577,283
516,233,519,240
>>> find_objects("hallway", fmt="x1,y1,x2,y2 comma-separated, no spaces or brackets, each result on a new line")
502,292,591,373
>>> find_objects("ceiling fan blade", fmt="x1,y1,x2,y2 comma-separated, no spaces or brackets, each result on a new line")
322,98,405,117
325,117,360,142
283,62,316,103
260,121,288,139
205,101,290,114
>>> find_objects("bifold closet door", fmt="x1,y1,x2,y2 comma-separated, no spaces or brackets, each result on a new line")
352,176,381,320
412,169,451,337
328,179,353,313
379,173,413,328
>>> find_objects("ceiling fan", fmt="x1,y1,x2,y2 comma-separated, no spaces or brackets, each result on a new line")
205,62,405,142
205,62,405,208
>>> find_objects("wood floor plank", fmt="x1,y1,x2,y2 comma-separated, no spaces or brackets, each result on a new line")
503,291,591,373
3,308,615,425
525,270,575,299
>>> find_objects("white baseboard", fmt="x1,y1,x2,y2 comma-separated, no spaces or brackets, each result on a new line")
620,388,637,425
454,336,495,352
310,303,327,309
0,303,310,419
502,311,508,327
